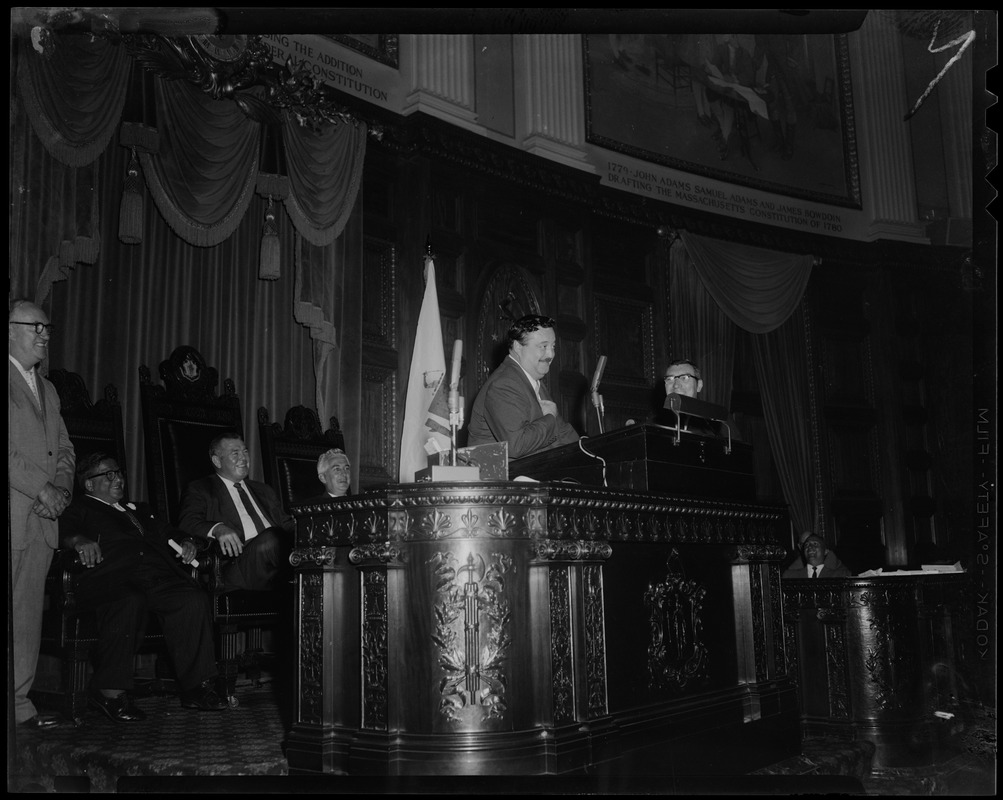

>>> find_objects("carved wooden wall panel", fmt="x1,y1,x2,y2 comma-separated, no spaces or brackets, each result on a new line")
592,294,655,388
359,366,398,486
361,236,397,349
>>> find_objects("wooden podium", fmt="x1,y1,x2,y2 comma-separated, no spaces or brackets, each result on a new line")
285,477,799,776
509,423,756,501
782,573,975,767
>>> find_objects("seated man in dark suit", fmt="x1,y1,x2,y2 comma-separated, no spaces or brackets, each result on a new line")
306,448,351,502
782,532,852,579
178,431,293,592
466,314,580,459
58,452,227,721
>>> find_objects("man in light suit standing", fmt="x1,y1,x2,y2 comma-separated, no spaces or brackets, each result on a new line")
178,431,293,592
8,298,76,728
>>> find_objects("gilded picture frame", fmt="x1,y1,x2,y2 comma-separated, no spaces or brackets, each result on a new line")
583,33,861,208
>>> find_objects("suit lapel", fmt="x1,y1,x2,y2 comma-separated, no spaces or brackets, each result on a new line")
9,362,43,419
35,372,47,422
212,474,242,527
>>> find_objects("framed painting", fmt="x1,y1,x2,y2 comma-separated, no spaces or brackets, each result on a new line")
584,33,861,208
322,34,399,69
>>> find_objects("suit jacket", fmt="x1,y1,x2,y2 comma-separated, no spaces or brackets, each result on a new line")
8,361,76,550
58,496,198,606
781,550,852,579
300,492,349,506
178,473,293,544
467,356,579,459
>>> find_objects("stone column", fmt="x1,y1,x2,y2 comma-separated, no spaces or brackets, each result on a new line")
848,12,927,241
517,34,593,171
403,34,478,129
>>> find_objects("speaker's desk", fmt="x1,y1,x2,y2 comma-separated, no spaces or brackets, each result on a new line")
286,481,798,776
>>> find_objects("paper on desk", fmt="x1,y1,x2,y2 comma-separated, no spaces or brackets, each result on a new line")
855,562,964,578
920,562,964,572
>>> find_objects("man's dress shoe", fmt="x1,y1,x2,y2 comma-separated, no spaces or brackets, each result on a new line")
89,692,147,722
180,679,227,711
19,713,66,729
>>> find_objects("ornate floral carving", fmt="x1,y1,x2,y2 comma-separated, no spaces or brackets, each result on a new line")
362,571,388,729
583,565,609,718
349,542,405,566
531,539,613,563
299,574,325,724
644,549,709,692
429,551,513,725
289,546,337,568
549,568,575,724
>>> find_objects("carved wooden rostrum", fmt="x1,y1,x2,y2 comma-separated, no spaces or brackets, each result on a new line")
286,482,798,776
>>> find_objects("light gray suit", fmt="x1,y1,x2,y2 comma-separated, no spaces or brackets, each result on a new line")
8,359,75,722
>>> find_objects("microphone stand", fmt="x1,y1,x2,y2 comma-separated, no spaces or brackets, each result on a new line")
591,389,605,434
448,395,462,466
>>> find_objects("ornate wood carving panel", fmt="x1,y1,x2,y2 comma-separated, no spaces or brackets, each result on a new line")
362,236,397,349
359,365,398,484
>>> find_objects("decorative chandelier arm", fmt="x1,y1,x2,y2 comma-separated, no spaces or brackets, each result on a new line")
114,32,360,131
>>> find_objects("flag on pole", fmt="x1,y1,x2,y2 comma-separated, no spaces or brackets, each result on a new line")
399,255,451,482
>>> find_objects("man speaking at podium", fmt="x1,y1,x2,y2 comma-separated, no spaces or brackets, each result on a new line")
467,315,579,459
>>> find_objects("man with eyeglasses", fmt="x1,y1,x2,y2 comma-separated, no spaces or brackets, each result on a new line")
8,298,76,729
655,358,720,435
58,451,227,720
306,448,352,502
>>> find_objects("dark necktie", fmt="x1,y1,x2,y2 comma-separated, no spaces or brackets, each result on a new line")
118,506,145,536
234,482,268,535
811,566,818,578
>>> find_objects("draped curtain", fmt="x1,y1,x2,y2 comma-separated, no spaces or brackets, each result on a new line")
11,32,367,494
672,230,821,536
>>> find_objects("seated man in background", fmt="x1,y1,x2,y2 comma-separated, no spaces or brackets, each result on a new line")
654,358,720,436
466,314,579,459
178,431,293,592
782,531,852,579
306,448,352,502
59,452,226,720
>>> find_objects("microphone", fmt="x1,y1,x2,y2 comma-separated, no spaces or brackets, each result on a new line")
448,339,462,415
590,355,607,408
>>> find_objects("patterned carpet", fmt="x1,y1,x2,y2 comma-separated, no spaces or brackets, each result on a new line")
9,684,996,794
10,680,288,793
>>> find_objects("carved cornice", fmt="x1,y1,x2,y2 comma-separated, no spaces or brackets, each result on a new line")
531,539,613,563
295,484,789,548
349,542,406,566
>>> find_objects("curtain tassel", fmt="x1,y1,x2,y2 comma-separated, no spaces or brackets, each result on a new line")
259,195,280,280
118,148,144,245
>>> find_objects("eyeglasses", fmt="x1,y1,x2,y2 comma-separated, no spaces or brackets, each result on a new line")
664,374,697,384
10,321,54,335
85,469,123,482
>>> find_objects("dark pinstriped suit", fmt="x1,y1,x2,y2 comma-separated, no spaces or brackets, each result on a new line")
58,496,217,692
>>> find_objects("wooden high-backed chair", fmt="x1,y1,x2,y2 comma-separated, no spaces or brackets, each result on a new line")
138,345,281,705
36,369,169,721
258,404,346,510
